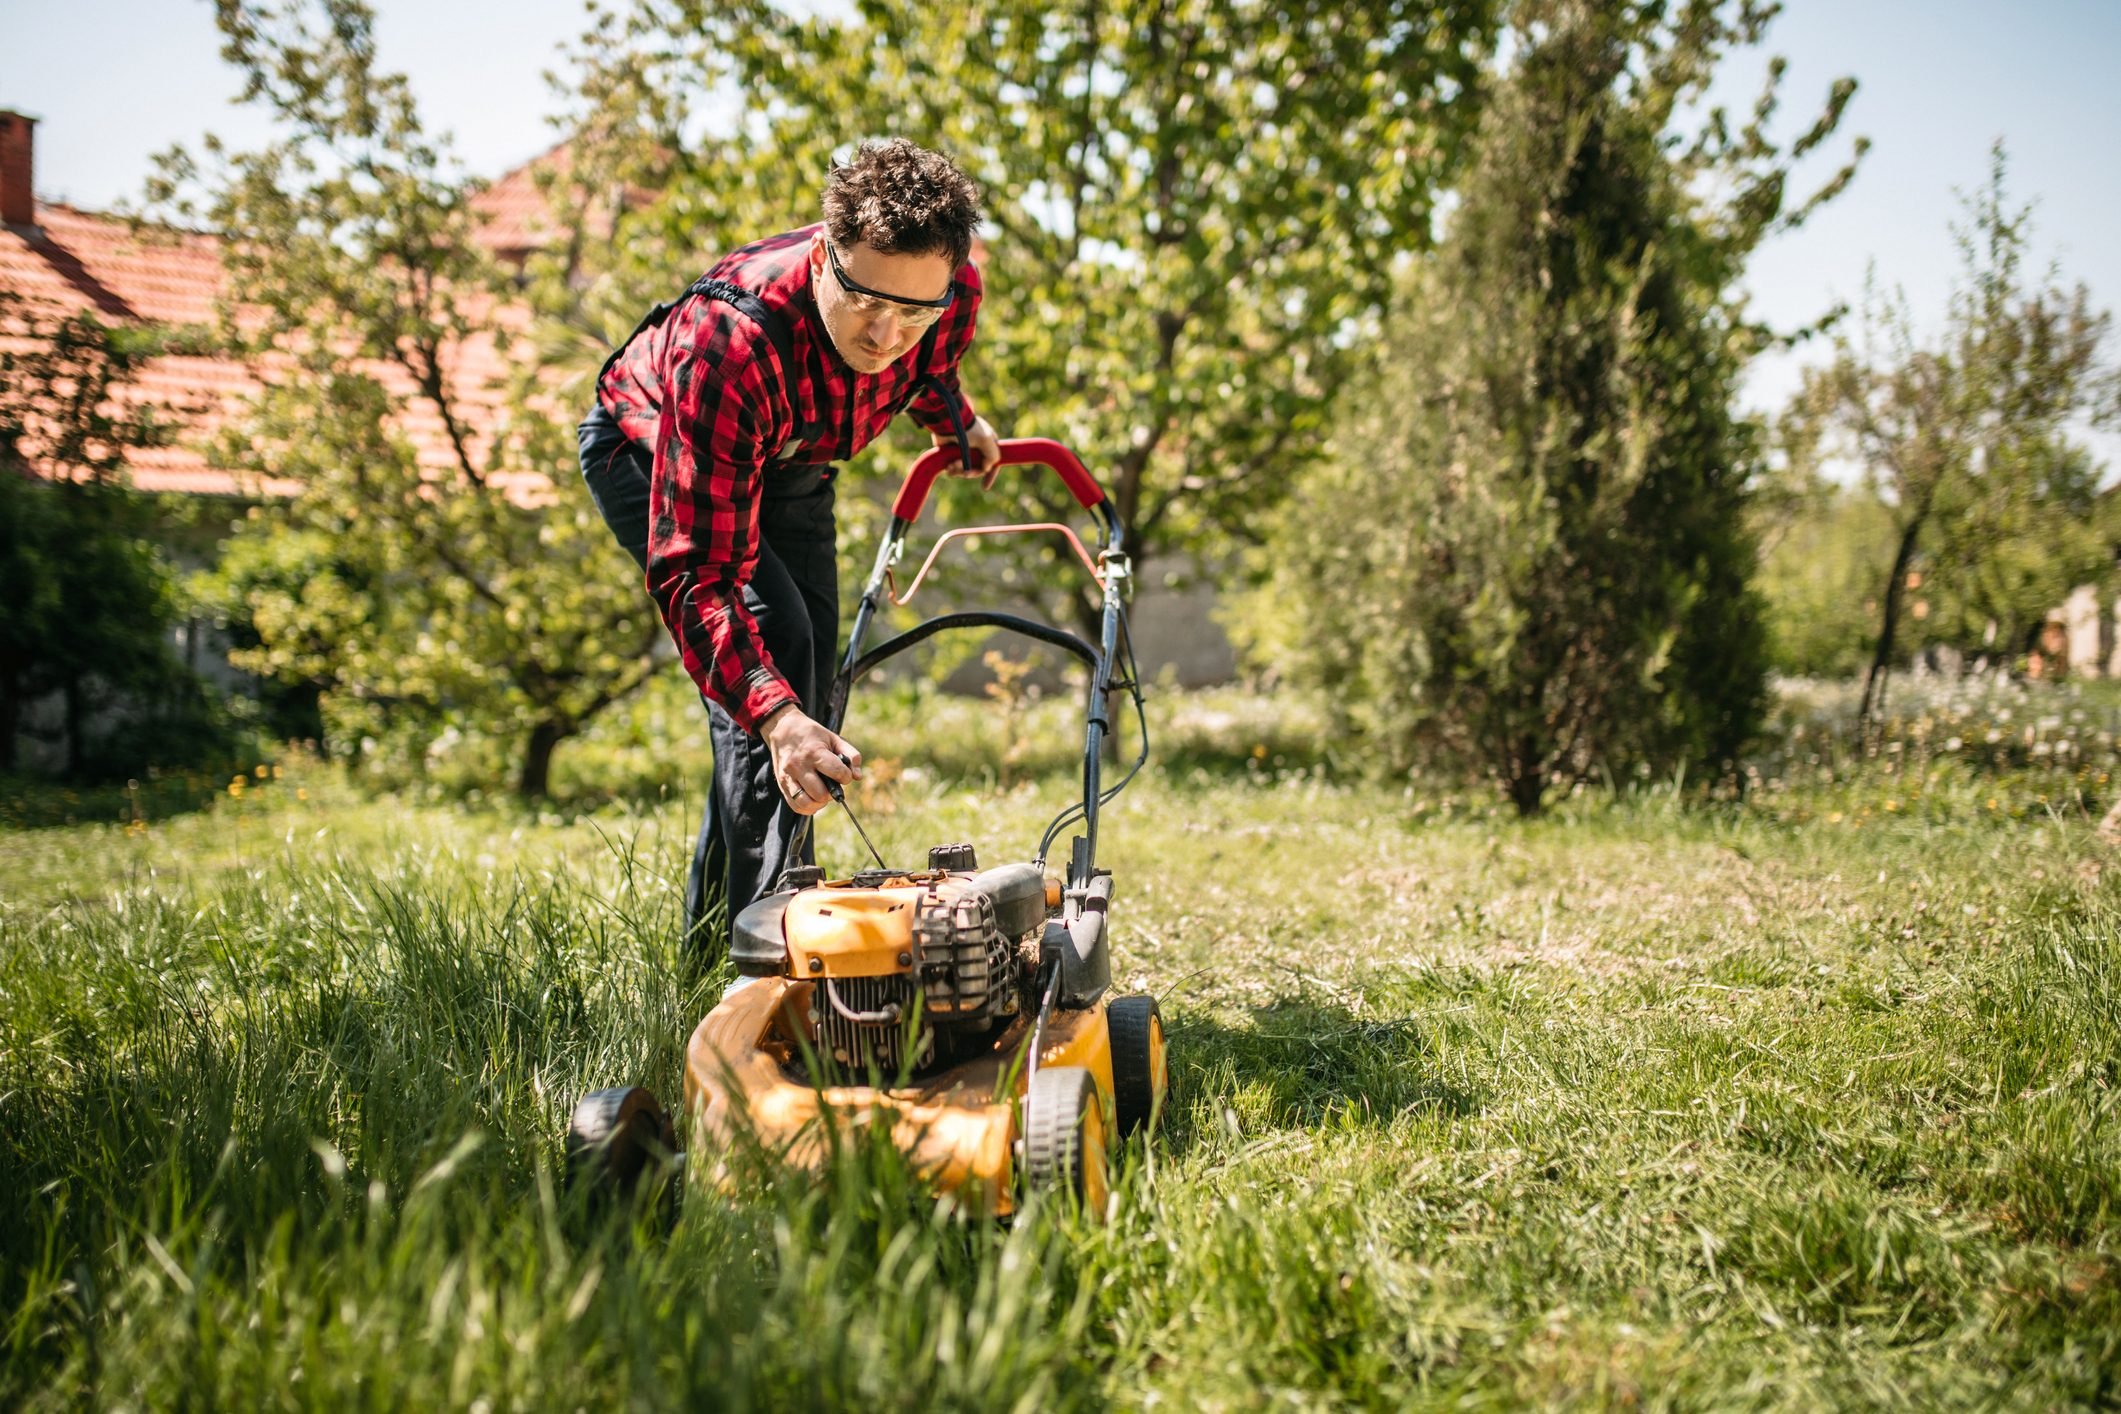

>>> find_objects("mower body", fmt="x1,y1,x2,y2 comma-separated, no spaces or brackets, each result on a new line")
570,439,1163,1216
682,861,1155,1215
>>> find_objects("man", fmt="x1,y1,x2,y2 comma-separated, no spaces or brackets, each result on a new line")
576,139,1001,948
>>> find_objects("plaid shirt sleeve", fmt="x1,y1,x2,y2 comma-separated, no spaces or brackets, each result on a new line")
643,303,800,735
905,260,983,438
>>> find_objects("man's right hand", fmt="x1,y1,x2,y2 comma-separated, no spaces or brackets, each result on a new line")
760,705,862,815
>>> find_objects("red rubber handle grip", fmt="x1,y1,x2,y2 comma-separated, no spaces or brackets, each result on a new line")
891,437,1106,522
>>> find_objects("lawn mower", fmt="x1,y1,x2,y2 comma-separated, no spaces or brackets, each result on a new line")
568,438,1164,1217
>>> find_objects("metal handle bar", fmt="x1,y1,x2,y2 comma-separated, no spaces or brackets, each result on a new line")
888,523,1101,607
890,436,1106,522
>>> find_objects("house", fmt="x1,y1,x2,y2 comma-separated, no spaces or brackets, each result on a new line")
1,108,540,769
1,109,529,500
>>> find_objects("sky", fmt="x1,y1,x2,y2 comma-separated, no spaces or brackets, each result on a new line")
3,0,2117,427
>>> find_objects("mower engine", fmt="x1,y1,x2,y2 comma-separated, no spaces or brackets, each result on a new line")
731,847,1051,1078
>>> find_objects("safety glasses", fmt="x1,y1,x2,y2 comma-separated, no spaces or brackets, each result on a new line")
825,240,955,329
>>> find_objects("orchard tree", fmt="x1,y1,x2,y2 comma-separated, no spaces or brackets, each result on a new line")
1243,0,1862,815
550,0,1499,627
1802,147,2120,722
1751,473,1898,677
158,0,663,796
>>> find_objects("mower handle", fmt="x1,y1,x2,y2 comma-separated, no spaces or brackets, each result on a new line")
891,437,1105,522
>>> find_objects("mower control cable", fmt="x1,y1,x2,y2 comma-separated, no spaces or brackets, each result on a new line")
1026,962,1061,1092
827,755,889,872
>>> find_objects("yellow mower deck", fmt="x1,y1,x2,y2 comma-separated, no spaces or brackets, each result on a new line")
682,975,1121,1217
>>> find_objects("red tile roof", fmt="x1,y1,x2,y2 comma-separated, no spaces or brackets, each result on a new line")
3,155,557,499
472,140,572,263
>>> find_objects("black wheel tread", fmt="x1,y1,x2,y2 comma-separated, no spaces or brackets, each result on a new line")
1108,994,1163,1139
566,1085,674,1196
1023,1066,1094,1198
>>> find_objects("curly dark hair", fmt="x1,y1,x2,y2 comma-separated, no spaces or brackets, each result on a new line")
821,139,983,270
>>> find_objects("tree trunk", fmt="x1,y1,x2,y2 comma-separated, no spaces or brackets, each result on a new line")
516,717,571,799
1507,736,1546,818
1860,518,1924,733
0,671,18,773
62,675,85,778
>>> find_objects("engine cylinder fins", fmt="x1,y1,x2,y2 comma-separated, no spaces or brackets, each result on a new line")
815,973,928,1075
821,976,903,1025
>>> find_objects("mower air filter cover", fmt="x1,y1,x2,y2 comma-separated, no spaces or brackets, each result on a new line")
966,863,1049,939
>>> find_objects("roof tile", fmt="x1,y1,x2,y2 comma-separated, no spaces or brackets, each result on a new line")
4,159,555,501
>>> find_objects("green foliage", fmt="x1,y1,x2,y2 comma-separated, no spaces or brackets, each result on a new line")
553,0,1498,625
0,294,211,778
1800,145,2121,721
1243,0,1859,814
1925,437,2115,659
1754,469,1897,677
154,0,663,796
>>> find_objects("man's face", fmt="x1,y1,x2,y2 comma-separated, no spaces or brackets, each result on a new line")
809,233,955,375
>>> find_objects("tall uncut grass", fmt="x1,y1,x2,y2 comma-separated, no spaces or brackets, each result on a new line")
3,682,2118,1408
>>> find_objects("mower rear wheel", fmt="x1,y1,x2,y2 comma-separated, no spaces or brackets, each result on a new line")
1022,1066,1109,1214
1108,994,1167,1139
566,1086,679,1208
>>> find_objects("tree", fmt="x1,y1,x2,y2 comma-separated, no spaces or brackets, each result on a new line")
0,294,194,776
1751,469,1897,678
1926,439,2112,663
1803,147,2120,724
155,0,664,796
549,0,1499,630
1240,0,1861,815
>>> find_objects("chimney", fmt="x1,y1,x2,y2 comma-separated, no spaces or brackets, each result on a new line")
1,110,37,229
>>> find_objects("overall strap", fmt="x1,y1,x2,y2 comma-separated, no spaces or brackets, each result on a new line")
682,275,798,384
918,370,973,473
911,299,972,470
597,274,800,394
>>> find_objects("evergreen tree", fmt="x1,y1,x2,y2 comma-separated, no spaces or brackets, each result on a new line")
1244,0,1860,814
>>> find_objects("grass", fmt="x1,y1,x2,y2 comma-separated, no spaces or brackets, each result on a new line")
3,682,2119,1408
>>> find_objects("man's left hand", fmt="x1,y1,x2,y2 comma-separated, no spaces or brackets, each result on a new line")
936,416,1003,490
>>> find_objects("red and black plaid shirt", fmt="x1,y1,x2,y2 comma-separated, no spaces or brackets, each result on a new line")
597,224,981,732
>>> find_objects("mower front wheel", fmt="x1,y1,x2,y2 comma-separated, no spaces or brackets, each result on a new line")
1022,1065,1110,1215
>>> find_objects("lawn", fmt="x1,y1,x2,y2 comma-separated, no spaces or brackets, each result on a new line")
2,681,2118,1409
